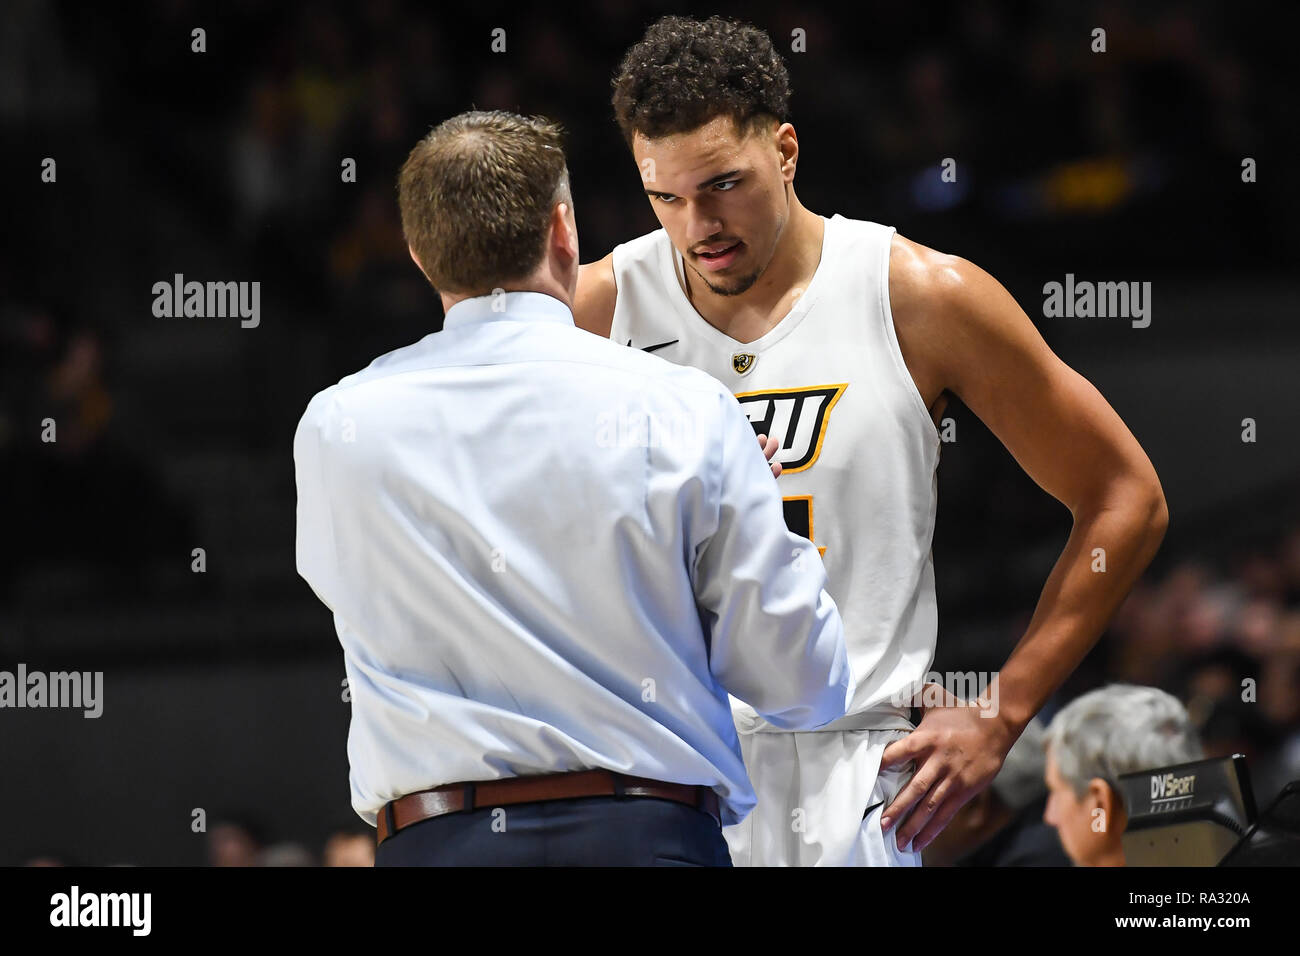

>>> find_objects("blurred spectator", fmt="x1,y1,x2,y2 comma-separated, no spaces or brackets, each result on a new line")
323,828,375,867
0,305,196,602
207,817,266,867
1043,684,1203,866
259,842,317,867
1281,528,1300,608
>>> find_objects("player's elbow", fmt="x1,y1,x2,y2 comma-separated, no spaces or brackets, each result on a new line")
1127,463,1170,546
1147,484,1170,544
1116,474,1169,558
1097,458,1168,527
1074,469,1169,560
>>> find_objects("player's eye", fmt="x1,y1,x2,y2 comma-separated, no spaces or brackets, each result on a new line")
653,194,677,204
714,180,739,192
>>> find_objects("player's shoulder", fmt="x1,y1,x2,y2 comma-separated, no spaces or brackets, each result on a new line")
828,212,961,294
887,231,974,316
823,213,968,319
610,227,668,261
575,254,617,337
575,228,667,337
885,232,1013,395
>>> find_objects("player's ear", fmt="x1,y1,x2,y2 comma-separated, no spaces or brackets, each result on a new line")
776,121,798,182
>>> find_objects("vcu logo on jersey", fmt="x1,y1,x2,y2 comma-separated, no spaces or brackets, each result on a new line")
732,352,756,375
734,384,847,473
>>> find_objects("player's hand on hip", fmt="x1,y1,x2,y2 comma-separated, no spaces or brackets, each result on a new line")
877,683,1016,853
756,434,782,478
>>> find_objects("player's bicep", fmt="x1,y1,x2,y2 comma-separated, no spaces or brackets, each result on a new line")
938,260,1162,517
574,254,617,338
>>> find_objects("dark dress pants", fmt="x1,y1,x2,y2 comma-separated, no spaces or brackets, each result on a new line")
374,794,733,866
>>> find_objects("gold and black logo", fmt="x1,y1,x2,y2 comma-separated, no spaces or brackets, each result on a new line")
732,352,756,375
734,384,847,473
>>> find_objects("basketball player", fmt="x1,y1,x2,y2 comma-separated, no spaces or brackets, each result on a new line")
572,16,1169,865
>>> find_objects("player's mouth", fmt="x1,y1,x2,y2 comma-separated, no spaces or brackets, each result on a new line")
694,240,743,272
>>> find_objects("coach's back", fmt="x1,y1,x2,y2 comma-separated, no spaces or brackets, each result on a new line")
293,109,850,864
294,287,851,831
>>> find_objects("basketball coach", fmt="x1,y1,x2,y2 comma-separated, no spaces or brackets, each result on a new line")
292,110,853,866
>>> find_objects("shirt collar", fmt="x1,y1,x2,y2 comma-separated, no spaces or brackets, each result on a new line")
442,290,575,330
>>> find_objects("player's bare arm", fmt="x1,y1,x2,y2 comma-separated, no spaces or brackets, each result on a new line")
574,254,616,338
879,233,1170,852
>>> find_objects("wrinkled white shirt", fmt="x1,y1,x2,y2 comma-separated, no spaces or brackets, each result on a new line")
294,290,850,827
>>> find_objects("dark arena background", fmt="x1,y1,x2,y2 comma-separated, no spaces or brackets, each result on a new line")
2,0,1299,881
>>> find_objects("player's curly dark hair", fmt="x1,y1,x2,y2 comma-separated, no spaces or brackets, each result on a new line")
611,15,791,150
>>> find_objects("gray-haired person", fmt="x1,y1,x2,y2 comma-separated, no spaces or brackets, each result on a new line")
293,110,852,866
1043,684,1203,866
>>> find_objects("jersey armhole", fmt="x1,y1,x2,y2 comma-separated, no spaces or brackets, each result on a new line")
878,228,942,450
606,244,629,343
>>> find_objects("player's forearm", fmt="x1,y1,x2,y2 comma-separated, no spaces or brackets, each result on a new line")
989,481,1168,737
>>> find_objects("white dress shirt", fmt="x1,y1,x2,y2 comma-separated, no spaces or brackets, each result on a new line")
294,290,851,828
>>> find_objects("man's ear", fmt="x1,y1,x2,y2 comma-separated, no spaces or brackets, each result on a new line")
1087,778,1124,834
550,202,578,263
1101,781,1128,833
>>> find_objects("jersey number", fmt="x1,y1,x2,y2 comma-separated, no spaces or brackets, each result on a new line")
782,495,826,557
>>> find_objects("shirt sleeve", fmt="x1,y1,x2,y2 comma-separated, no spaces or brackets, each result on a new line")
691,389,853,731
293,392,342,609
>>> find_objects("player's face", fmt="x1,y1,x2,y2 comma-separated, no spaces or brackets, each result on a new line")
1043,748,1113,866
632,116,792,297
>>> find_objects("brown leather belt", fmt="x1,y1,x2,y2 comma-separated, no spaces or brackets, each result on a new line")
376,769,721,845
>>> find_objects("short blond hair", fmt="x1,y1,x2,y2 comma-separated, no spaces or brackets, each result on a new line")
398,110,569,295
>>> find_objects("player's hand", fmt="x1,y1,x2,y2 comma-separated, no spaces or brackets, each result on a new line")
756,433,782,478
877,683,1017,853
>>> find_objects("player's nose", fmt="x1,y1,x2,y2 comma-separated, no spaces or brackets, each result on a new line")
685,210,724,244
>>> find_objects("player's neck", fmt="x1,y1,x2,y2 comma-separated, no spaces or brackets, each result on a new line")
683,197,824,343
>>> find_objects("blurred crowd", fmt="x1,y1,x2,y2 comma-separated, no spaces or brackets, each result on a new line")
3,0,1296,864
1102,526,1300,804
25,818,375,868
8,1,1283,380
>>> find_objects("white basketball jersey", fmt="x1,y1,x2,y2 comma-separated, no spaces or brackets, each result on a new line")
610,214,940,733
